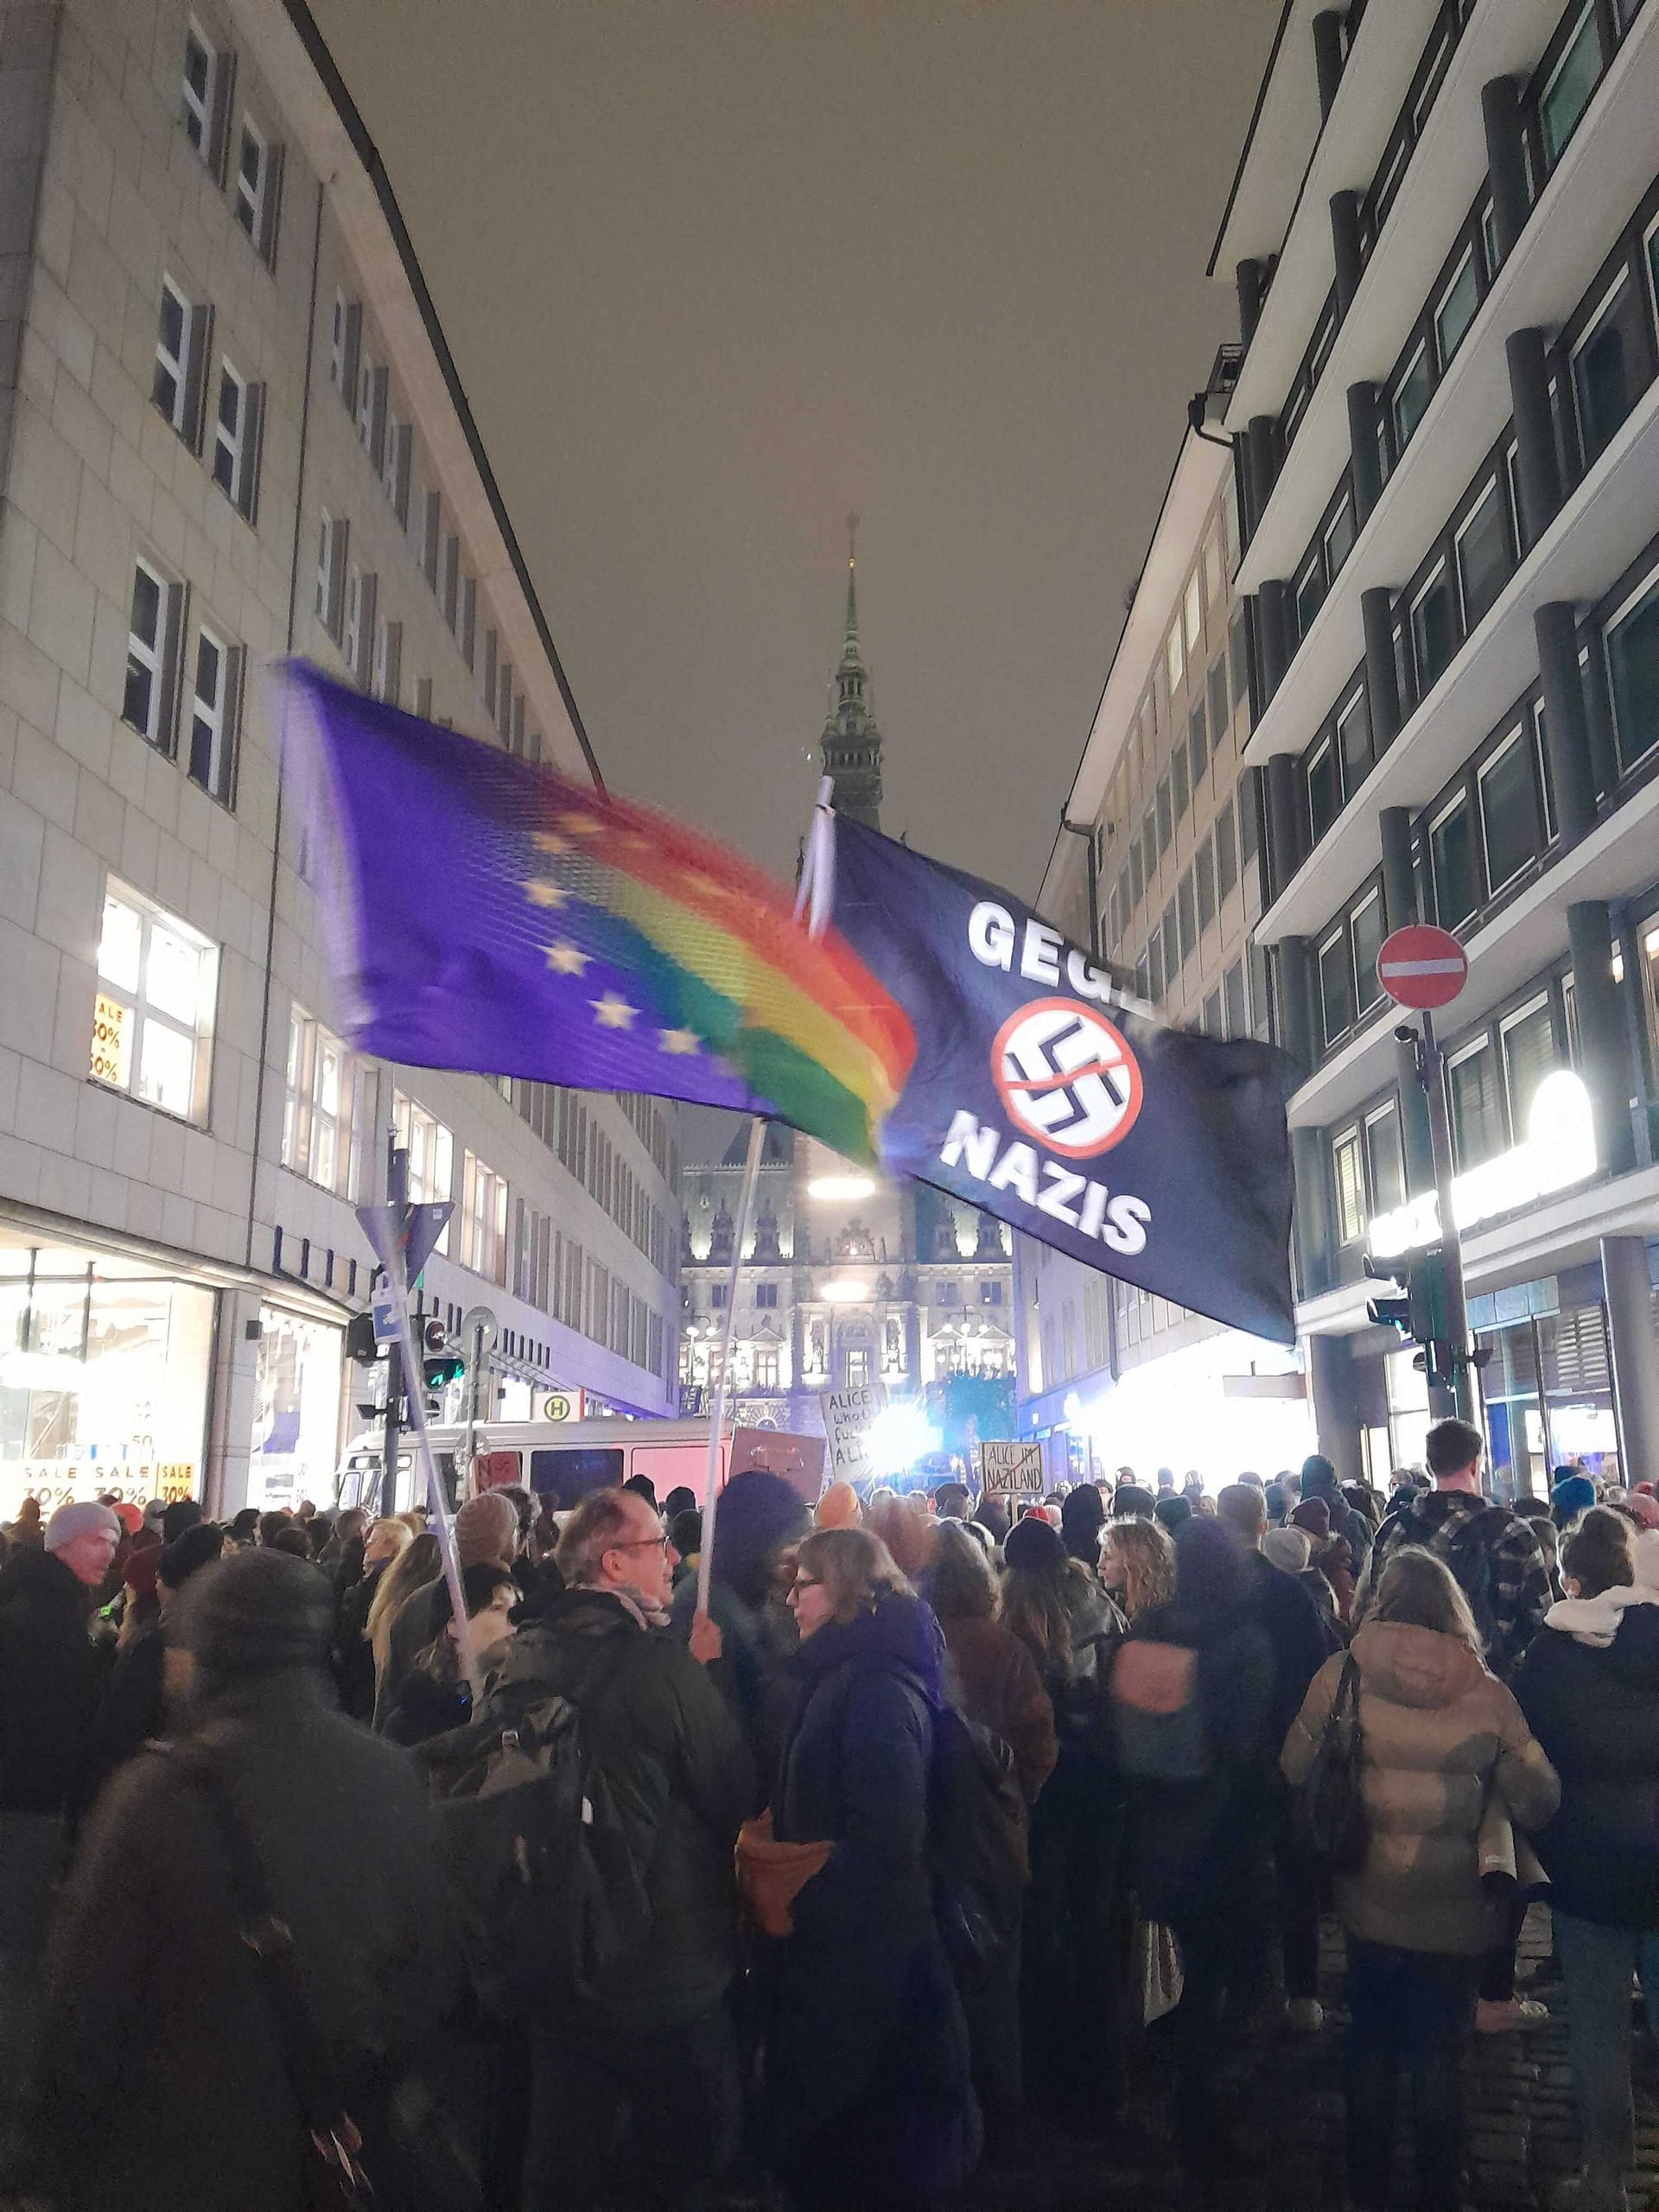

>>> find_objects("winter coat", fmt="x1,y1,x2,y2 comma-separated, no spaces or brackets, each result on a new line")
938,1611,1058,1803
1244,1548,1340,1757
0,1544,109,1817
332,1559,388,1720
1512,1592,1659,1929
74,1623,166,1819
668,1570,798,1786
41,1667,463,2212
1367,1489,1550,1677
768,1590,980,2207
380,1639,474,1747
1282,1618,1559,1955
492,1586,754,2030
372,1574,447,1728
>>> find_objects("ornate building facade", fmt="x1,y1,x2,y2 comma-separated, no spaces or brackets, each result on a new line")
679,549,1013,1440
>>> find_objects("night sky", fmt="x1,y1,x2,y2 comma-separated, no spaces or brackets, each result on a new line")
310,0,1283,902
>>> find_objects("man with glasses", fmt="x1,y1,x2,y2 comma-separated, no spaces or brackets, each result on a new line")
509,1486,754,2211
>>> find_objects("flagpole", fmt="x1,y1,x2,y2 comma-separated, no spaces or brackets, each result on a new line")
694,779,837,1614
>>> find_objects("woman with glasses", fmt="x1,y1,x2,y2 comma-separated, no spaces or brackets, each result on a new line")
765,1529,979,2212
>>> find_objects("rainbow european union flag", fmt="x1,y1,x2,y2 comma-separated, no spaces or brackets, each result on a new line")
280,664,914,1162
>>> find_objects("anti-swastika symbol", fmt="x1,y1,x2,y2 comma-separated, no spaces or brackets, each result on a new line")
991,997,1144,1160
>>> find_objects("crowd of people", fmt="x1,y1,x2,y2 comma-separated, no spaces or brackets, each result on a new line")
0,1422,1654,2212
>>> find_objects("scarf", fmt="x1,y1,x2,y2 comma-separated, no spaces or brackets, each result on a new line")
1545,1580,1659,1648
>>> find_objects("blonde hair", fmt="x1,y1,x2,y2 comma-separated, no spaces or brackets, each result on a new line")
367,1529,440,1670
1367,1545,1482,1654
1102,1518,1174,1620
794,1526,912,1624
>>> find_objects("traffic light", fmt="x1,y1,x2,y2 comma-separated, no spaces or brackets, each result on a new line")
345,1311,379,1365
1365,1249,1456,1388
421,1316,465,1392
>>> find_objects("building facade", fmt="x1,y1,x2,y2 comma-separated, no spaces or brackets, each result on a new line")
680,553,1013,1451
0,0,681,1522
1028,0,1659,1498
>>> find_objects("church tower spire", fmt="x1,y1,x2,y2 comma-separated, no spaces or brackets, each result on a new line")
819,515,884,830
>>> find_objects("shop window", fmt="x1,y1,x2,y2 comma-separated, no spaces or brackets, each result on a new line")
1306,735,1341,845
1337,685,1372,792
1571,270,1648,470
187,624,240,808
460,1153,510,1285
1448,1038,1504,1167
1433,245,1479,371
282,1007,353,1194
1351,891,1385,1017
1332,1128,1365,1244
1500,995,1557,1142
92,881,218,1124
392,1090,454,1254
1454,478,1513,634
1365,1102,1407,1217
1537,2,1601,171
1410,561,1458,694
1478,726,1540,897
1604,567,1659,776
1319,925,1356,1047
1430,791,1476,929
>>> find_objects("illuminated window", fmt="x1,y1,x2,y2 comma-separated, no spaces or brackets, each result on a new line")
283,1007,353,1195
92,882,218,1123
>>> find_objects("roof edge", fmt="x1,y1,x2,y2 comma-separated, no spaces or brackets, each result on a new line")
1206,0,1296,279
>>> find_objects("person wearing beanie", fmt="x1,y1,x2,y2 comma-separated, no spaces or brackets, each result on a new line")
0,1499,121,2104
1112,1481,1158,1522
372,1487,520,1729
1299,1454,1373,1577
76,1523,227,1821
160,1497,202,1547
814,1478,861,1531
669,1467,810,1768
1551,1470,1598,1531
110,1501,143,1537
1060,1481,1106,1567
43,1550,461,2212
1291,1494,1355,1623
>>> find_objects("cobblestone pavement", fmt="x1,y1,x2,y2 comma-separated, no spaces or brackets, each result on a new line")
967,1910,1659,2212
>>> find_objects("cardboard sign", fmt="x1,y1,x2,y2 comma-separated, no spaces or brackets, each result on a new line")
819,1381,888,1483
978,1440,1045,1497
729,1427,826,1506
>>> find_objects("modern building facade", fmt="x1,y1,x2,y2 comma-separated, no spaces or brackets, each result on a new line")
679,556,1013,1446
1027,0,1659,1497
0,0,682,1522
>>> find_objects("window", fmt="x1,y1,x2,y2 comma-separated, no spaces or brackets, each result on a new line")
314,512,346,638
1161,898,1178,973
461,1154,509,1285
1433,245,1479,369
1454,478,1512,634
1571,271,1646,470
382,419,411,524
1215,799,1236,901
1306,735,1341,844
1430,791,1476,928
1410,561,1457,693
845,1350,871,1389
755,1282,779,1309
282,1007,353,1193
1237,772,1258,863
123,560,180,750
1337,685,1372,792
709,1283,728,1312
1605,567,1659,775
1478,727,1540,895
1501,995,1556,1141
372,620,401,706
234,120,270,254
1224,958,1247,1037
153,280,194,437
1171,745,1189,820
1324,494,1356,585
1448,1038,1504,1167
1319,926,1356,1046
1155,777,1173,854
1230,607,1251,722
1207,657,1229,746
329,292,360,397
92,882,218,1123
1365,1103,1406,1217
753,1346,780,1390
187,625,238,805
1141,815,1156,889
1188,702,1208,791
1332,1128,1364,1244
357,359,388,473
1391,341,1433,454
1203,988,1223,1036
1195,836,1216,932
392,1092,454,1252
211,362,260,518
1184,570,1204,656
1294,549,1325,640
1166,622,1184,697
343,567,368,683
1177,874,1196,964
1146,931,1164,1001
1538,3,1601,170
180,22,226,173
980,1278,1003,1306
1351,891,1385,1017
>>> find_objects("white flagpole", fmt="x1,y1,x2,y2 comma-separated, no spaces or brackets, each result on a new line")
694,779,837,1615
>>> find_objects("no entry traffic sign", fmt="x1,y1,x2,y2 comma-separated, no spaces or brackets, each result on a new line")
1376,925,1468,1012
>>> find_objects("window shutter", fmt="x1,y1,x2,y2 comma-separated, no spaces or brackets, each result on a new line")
183,302,213,454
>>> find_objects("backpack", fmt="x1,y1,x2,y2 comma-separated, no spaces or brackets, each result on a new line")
1108,1637,1214,1783
413,1636,651,2019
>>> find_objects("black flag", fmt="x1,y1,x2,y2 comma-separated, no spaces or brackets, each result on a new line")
831,818,1298,1345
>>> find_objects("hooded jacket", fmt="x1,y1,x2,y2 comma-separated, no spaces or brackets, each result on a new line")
1283,1619,1559,1955
493,1586,754,2029
1512,1593,1659,1929
1367,1488,1551,1678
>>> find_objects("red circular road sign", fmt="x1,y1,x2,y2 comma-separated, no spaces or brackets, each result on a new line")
1376,925,1469,1011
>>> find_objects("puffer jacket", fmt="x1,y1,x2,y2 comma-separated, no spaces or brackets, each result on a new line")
1283,1618,1558,1955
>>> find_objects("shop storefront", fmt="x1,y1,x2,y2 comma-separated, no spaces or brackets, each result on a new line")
248,1304,346,1513
0,1233,216,1521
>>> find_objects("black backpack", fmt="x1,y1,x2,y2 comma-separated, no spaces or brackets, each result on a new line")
414,1636,651,2020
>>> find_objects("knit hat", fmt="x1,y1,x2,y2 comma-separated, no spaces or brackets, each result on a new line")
160,1522,226,1592
124,1543,162,1599
162,1497,203,1546
1003,1513,1066,1574
111,1502,144,1535
175,1549,332,1679
1112,1483,1157,1521
454,1490,520,1567
1551,1472,1597,1529
44,1501,122,1553
815,1479,861,1529
1299,1455,1338,1500
1263,1526,1312,1574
